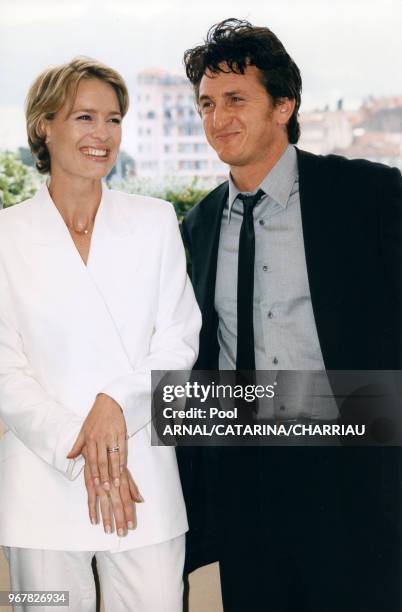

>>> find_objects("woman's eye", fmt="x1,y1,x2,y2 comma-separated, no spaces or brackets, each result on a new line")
77,114,91,121
110,117,122,124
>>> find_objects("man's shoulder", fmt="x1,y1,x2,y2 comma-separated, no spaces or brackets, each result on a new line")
184,181,228,228
297,148,400,182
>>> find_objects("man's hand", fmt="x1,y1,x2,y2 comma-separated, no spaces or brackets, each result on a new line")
67,393,127,490
85,461,144,535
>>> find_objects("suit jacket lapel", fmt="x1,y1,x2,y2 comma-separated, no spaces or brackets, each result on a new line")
197,183,228,312
22,185,136,411
187,182,228,368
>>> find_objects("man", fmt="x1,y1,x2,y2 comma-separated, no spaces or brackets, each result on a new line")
178,18,402,612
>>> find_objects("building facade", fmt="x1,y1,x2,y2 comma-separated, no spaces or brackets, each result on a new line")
134,69,402,178
134,69,227,181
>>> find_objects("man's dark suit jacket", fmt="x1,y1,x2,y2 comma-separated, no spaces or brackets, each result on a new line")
177,149,402,603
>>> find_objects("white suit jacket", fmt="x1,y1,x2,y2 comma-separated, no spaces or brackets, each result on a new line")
0,183,201,552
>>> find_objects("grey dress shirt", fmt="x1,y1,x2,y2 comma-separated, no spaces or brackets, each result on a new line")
214,145,338,420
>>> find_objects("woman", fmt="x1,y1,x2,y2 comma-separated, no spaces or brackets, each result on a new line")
0,58,201,611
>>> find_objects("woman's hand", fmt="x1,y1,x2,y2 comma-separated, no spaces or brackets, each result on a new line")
84,460,143,535
67,393,127,490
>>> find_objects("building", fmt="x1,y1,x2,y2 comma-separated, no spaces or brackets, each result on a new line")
134,68,226,181
298,110,354,155
300,96,402,167
334,96,402,167
134,68,402,178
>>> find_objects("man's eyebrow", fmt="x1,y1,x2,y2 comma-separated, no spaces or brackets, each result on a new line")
199,90,246,101
223,90,247,97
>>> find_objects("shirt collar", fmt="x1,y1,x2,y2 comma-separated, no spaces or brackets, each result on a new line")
227,144,298,220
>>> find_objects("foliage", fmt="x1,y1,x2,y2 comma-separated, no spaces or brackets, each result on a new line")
111,175,215,221
0,150,217,220
0,151,41,208
163,183,211,221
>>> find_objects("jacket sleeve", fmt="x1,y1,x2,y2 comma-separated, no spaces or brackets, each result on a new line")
0,260,84,480
180,217,193,279
181,216,191,251
101,204,202,436
378,166,402,366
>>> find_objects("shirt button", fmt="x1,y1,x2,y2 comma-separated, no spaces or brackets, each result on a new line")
263,265,269,272
259,219,265,226
273,357,278,364
279,405,286,411
267,311,273,319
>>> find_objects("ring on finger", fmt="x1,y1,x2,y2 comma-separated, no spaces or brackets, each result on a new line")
107,446,120,453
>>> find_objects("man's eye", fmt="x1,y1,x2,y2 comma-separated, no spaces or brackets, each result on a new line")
200,102,213,112
109,117,122,124
231,96,243,103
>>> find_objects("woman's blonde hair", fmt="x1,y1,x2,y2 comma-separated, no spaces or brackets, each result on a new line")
25,57,129,174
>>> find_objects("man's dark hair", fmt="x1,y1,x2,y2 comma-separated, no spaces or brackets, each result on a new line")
184,18,302,143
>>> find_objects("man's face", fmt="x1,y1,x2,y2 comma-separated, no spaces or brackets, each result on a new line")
198,64,287,169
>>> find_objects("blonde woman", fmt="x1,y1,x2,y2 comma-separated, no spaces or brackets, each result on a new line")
0,58,201,611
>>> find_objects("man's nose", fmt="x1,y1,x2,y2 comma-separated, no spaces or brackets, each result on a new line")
212,104,230,130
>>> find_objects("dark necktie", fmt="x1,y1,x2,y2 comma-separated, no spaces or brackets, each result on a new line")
236,189,265,372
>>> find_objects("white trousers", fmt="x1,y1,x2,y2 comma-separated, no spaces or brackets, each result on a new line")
3,535,184,612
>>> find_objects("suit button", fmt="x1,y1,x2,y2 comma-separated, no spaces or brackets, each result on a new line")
273,357,278,364
263,265,269,272
280,405,286,411
259,219,265,226
268,311,273,318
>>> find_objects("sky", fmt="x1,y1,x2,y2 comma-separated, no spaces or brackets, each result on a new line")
0,0,401,154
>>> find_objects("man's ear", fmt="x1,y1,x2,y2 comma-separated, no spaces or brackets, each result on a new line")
275,98,296,126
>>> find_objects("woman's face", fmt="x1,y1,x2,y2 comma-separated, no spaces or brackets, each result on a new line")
44,78,122,182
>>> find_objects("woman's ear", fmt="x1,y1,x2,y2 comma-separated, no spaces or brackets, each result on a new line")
38,118,51,144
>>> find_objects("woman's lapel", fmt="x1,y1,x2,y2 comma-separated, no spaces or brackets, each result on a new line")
25,184,135,376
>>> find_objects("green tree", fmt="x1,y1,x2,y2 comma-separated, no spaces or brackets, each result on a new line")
0,151,40,208
163,183,211,222
0,150,216,220
113,176,214,222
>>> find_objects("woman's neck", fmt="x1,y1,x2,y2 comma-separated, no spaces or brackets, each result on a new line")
48,174,102,233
